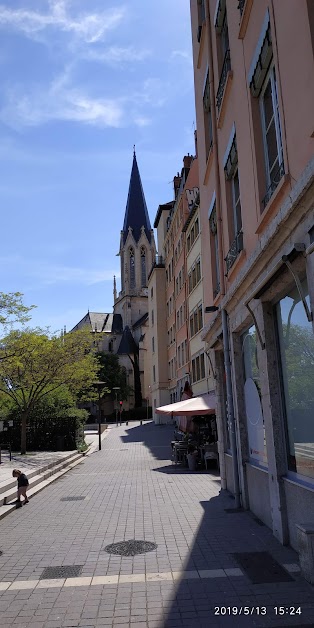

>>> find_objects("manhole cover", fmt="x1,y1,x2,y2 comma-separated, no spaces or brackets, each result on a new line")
60,496,85,501
104,540,157,556
40,565,83,580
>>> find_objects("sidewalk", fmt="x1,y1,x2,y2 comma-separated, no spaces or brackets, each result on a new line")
0,421,313,627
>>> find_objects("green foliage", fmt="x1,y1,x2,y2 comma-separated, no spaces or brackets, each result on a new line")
96,352,133,401
3,388,89,451
0,292,35,330
0,327,98,452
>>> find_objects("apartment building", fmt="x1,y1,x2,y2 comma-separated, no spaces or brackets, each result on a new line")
190,0,314,551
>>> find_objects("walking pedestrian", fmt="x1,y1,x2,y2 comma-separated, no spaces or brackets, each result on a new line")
12,469,29,505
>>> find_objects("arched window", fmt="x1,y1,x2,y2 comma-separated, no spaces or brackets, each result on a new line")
129,247,135,289
140,246,146,287
121,251,124,291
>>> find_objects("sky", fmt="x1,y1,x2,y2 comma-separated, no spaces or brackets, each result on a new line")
0,0,195,333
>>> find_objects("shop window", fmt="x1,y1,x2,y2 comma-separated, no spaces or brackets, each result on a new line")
276,279,314,480
242,325,267,467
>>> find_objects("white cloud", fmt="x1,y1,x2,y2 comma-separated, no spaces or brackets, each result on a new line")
0,75,124,129
85,46,151,65
0,1,126,44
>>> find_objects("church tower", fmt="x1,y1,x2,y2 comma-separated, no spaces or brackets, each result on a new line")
113,151,156,408
114,150,156,328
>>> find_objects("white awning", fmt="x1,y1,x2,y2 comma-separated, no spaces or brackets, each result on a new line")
156,393,216,416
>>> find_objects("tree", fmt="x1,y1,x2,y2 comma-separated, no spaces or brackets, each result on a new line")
0,292,35,330
0,328,99,453
96,352,133,402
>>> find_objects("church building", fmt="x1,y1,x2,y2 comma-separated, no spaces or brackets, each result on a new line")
71,151,156,411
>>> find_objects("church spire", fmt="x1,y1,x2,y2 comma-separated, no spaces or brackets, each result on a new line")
122,151,151,244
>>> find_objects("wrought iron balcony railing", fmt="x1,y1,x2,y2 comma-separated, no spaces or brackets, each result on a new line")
216,49,231,112
262,162,285,209
237,0,246,16
225,231,243,274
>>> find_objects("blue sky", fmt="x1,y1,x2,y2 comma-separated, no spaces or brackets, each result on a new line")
0,0,195,333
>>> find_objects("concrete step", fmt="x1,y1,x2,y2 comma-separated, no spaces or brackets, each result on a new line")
0,450,84,508
0,449,80,493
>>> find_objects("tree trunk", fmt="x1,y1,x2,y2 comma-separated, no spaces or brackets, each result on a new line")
133,353,142,408
20,410,28,455
128,353,142,408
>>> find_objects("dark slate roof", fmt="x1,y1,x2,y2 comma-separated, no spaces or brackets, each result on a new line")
132,312,148,330
111,313,123,334
70,312,111,332
154,200,175,228
122,152,151,244
117,326,138,355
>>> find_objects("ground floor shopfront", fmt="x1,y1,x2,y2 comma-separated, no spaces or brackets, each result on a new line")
203,158,314,553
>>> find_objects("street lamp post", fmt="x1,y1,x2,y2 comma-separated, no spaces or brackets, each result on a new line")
113,387,120,427
93,381,106,451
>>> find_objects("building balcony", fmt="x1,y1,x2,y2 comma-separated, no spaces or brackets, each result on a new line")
237,0,246,16
216,49,231,112
225,231,243,274
262,162,285,210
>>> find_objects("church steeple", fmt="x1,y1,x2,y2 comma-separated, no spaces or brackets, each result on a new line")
122,151,152,244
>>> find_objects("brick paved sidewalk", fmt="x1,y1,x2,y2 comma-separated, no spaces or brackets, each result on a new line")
0,421,313,628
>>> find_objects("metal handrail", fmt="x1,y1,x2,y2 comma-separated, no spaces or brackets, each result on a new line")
216,49,231,111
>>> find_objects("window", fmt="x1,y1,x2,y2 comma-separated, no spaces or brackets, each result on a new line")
209,200,220,297
260,65,284,207
152,336,155,353
242,325,267,467
129,247,135,289
196,259,201,283
215,2,231,111
195,218,199,237
153,365,156,383
197,0,205,42
151,310,154,325
248,13,284,208
191,352,206,383
277,279,314,480
121,251,124,291
140,246,146,287
203,71,213,158
189,303,203,337
151,287,153,299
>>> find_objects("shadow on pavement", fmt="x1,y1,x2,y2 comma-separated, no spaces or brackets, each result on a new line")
161,492,312,627
120,421,174,461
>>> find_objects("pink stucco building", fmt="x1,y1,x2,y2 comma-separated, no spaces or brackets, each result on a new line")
190,0,314,558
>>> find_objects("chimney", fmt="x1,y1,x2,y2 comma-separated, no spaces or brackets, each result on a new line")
183,153,193,169
194,130,198,158
173,172,181,198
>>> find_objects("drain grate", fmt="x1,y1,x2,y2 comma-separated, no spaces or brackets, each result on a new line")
60,496,85,501
232,552,294,584
104,540,157,556
40,565,83,580
224,508,244,513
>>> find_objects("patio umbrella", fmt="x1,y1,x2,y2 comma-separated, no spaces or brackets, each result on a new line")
156,393,216,416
